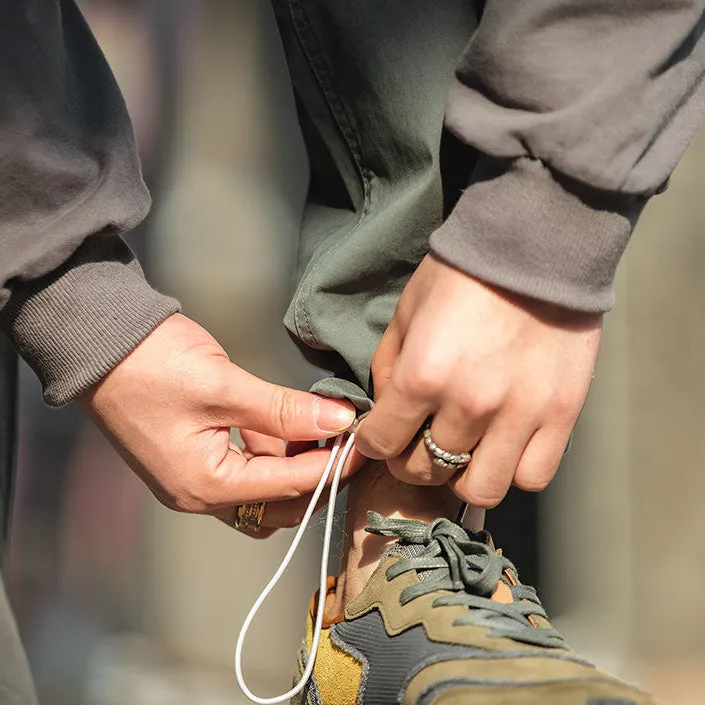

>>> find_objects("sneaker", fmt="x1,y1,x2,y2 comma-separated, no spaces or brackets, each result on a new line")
291,512,656,705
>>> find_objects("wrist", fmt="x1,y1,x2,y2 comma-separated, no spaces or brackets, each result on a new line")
430,155,646,313
443,260,604,332
490,280,604,331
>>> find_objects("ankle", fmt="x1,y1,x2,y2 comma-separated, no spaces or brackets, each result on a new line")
332,461,460,612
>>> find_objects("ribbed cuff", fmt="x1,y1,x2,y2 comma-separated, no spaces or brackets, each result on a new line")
430,156,648,312
0,233,180,406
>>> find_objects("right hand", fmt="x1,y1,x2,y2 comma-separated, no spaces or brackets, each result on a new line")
355,255,601,508
77,313,357,532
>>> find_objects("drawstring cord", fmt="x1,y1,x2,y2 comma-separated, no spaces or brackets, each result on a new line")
234,426,358,704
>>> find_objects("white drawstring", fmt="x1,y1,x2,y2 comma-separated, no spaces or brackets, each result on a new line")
234,428,357,704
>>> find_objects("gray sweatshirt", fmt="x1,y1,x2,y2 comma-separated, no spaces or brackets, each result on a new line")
1,0,704,405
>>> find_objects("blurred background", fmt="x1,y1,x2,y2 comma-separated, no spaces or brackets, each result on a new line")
5,1,705,704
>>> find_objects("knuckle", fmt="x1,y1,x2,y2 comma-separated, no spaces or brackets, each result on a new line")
469,488,503,509
457,387,503,420
387,456,439,486
514,438,564,493
461,472,508,508
281,484,304,502
514,465,554,493
515,474,551,493
357,427,403,459
385,459,418,484
281,461,308,501
270,387,302,435
397,362,446,401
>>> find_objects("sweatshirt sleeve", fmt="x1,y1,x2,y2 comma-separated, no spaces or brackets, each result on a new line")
431,0,705,312
0,0,179,405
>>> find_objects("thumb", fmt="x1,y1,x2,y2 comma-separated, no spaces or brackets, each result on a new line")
214,362,356,441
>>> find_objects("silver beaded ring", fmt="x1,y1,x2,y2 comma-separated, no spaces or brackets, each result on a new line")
423,421,473,469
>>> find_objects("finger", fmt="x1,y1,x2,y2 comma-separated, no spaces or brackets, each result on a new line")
213,365,356,440
205,443,365,507
213,467,357,537
286,440,320,457
386,404,487,485
213,501,278,539
253,485,338,529
213,508,278,540
513,426,570,493
355,363,435,460
240,429,286,458
449,420,535,508
259,473,357,529
369,322,403,400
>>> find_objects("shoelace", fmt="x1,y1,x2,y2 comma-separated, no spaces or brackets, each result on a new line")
366,512,566,648
234,426,357,704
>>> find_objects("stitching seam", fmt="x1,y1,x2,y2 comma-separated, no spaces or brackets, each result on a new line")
286,0,375,348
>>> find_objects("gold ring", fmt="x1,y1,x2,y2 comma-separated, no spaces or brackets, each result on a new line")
233,502,266,532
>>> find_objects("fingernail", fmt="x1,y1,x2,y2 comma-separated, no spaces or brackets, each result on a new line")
315,398,356,432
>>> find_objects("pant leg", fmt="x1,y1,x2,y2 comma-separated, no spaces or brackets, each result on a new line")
271,0,479,406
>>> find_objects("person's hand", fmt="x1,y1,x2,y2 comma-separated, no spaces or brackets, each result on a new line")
77,313,357,532
233,431,365,538
355,254,602,507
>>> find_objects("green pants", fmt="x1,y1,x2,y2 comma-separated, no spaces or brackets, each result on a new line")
272,0,478,406
0,2,480,701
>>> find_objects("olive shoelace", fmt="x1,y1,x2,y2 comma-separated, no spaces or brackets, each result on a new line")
366,512,566,649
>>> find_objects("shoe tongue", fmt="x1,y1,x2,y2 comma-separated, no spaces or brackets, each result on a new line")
383,539,427,560
382,539,434,580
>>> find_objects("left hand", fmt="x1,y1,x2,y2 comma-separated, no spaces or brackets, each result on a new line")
77,313,360,535
354,254,602,508
232,431,364,539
